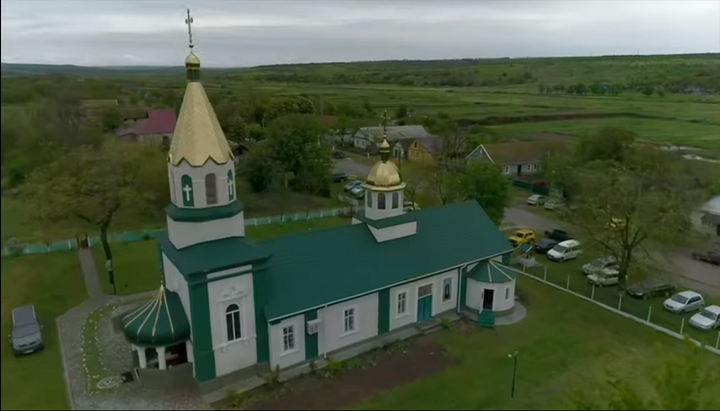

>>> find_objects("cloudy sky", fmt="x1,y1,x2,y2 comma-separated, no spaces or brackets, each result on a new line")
1,0,718,67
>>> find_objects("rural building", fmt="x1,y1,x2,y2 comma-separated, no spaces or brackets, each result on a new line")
353,125,434,152
115,109,178,145
465,140,568,178
122,46,518,384
693,195,720,237
407,137,444,164
231,141,254,164
391,139,414,159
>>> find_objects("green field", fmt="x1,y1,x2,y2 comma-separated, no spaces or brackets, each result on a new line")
1,252,87,411
354,276,720,410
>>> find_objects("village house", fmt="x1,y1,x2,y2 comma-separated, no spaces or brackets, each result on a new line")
353,125,435,152
465,140,568,178
693,195,720,237
115,109,178,145
406,137,445,164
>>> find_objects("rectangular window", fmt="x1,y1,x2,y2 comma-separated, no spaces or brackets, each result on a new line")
504,166,509,174
532,163,538,171
442,278,452,302
343,308,356,333
397,291,408,315
526,163,532,171
282,325,295,353
505,288,510,300
418,284,433,298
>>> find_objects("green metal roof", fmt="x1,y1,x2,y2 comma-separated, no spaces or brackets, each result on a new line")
353,212,417,229
261,200,513,320
157,231,271,277
165,200,245,222
467,261,517,284
123,286,191,347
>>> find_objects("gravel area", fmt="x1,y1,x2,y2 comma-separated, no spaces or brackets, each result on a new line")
58,293,209,410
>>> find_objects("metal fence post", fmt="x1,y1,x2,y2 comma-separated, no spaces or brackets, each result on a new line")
647,306,652,323
591,285,595,300
680,317,685,335
543,266,547,281
617,293,623,311
716,332,719,350
566,275,570,290
522,263,526,273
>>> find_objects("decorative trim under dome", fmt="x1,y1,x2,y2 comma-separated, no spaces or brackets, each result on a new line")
165,200,245,222
467,261,517,284
123,286,191,348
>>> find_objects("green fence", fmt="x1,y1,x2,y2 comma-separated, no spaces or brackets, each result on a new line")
2,206,361,258
511,178,550,196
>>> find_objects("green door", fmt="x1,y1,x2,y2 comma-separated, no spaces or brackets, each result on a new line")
417,284,434,323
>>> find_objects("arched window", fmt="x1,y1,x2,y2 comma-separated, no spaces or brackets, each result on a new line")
205,173,218,205
378,193,386,210
227,170,235,201
225,304,241,342
392,192,399,209
181,175,194,207
366,191,372,208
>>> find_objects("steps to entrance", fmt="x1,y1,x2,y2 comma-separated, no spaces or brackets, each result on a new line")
478,310,496,329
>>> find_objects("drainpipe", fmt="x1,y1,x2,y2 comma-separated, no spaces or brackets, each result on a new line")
320,304,329,360
457,264,467,314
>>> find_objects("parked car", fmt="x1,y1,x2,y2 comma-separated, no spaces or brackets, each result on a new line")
349,186,364,199
508,229,537,247
691,250,720,265
587,271,619,287
626,279,676,299
333,150,346,159
526,194,547,206
10,305,44,356
544,198,566,211
546,239,582,262
344,180,363,193
663,291,704,314
690,305,720,330
544,228,571,242
332,172,347,183
534,238,559,254
582,256,619,276
403,201,420,212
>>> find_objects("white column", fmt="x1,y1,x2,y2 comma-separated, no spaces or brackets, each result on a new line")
136,345,148,369
157,347,167,370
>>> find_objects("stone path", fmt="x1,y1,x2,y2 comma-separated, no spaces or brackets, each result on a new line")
78,248,103,299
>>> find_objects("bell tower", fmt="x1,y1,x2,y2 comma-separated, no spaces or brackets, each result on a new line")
164,9,244,250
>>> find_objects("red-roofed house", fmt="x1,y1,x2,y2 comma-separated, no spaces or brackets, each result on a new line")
115,109,177,145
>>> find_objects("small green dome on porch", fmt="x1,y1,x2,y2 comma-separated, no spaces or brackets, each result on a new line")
123,286,190,347
468,261,517,284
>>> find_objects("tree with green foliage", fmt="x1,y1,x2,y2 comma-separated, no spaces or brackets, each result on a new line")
564,147,699,289
395,104,408,119
573,340,720,410
22,141,168,275
240,145,280,193
642,85,654,96
225,116,248,144
265,96,315,122
1,115,19,167
99,106,124,132
247,123,267,142
456,162,510,224
577,127,636,164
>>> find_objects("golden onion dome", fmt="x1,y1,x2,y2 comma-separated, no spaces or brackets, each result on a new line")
185,51,201,68
364,135,405,191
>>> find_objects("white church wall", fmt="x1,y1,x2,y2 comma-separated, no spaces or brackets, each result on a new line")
170,160,235,208
162,254,192,330
167,211,245,249
207,273,258,377
318,293,378,355
465,278,515,312
368,221,417,243
364,190,405,221
388,269,458,331
268,314,306,371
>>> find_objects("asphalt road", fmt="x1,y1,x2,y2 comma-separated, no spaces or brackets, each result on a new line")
334,157,718,297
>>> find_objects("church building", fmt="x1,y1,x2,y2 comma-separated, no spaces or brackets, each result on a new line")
123,18,518,383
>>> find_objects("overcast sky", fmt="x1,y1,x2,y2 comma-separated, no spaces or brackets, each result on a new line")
1,0,718,67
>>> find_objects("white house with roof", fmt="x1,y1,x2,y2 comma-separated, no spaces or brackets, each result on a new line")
693,195,720,237
122,25,520,385
353,125,434,152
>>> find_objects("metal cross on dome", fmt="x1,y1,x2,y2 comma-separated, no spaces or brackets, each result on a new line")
185,9,194,49
380,110,389,135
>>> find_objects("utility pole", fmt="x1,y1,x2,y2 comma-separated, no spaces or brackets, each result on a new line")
509,351,519,398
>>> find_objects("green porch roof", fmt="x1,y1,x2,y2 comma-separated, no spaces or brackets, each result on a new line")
467,261,517,284
123,286,191,348
157,232,271,277
261,200,514,321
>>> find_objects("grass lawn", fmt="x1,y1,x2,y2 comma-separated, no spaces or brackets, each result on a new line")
354,276,720,410
92,217,351,295
1,252,87,411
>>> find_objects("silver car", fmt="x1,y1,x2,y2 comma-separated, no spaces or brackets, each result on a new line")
10,305,44,355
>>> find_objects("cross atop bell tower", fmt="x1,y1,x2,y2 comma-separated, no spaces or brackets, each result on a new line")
185,9,194,50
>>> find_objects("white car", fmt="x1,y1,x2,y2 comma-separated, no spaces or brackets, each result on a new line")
690,305,720,330
526,194,547,206
543,198,566,211
587,271,619,287
546,239,582,262
663,291,704,314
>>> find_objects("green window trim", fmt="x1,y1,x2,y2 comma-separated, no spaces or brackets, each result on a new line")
165,200,245,223
181,175,195,207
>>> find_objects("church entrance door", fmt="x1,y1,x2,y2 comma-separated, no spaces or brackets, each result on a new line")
417,284,433,323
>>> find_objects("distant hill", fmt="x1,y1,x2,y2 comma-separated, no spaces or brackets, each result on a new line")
0,63,186,77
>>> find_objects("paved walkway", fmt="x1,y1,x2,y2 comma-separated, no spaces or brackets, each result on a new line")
78,248,103,299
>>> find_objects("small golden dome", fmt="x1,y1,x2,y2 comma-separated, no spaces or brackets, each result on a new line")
185,52,201,68
365,161,404,190
379,138,390,151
